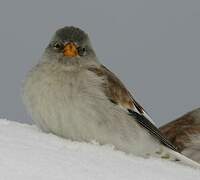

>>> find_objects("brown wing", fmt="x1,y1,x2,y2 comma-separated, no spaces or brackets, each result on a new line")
88,65,177,151
160,108,200,152
88,65,144,113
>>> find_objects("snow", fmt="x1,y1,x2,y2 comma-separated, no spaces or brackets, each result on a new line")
0,119,199,180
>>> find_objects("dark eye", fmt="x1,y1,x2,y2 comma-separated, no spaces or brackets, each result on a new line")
78,47,87,56
52,42,63,50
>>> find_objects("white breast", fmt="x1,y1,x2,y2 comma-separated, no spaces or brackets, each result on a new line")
23,62,160,156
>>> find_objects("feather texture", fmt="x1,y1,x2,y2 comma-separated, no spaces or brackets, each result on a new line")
160,108,200,163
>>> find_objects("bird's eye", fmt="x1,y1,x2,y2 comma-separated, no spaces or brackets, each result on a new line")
52,42,63,50
78,47,87,56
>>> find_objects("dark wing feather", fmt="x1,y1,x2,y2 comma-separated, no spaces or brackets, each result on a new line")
129,109,178,151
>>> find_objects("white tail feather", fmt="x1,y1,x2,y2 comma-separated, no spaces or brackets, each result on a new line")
166,148,200,169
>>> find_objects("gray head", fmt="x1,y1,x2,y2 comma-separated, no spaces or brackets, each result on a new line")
43,26,97,66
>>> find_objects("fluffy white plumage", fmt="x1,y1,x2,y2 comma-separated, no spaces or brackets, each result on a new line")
23,26,200,168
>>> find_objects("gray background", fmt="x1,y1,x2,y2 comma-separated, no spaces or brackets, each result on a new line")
0,0,200,126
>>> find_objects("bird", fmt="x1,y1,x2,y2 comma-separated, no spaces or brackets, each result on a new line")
160,107,200,163
22,26,200,168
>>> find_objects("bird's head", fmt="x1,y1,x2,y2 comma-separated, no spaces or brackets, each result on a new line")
43,26,97,66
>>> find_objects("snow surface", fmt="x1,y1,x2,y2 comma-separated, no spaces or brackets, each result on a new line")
0,119,199,180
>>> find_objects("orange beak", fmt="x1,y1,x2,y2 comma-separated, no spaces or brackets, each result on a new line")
63,42,78,57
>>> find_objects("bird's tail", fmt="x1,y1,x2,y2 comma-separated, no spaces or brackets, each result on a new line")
162,146,200,169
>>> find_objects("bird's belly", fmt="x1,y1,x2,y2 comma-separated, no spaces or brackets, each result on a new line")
28,89,158,155
37,91,112,142
23,69,108,139
23,67,159,156
28,86,126,143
